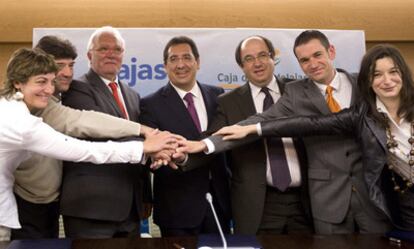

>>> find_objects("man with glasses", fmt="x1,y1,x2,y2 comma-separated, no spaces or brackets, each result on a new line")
11,35,173,240
139,36,231,236
181,35,312,235
181,31,391,234
60,26,155,238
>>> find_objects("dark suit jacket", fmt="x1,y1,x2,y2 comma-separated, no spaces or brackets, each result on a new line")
260,102,401,229
139,82,231,228
209,69,387,228
60,69,149,222
205,76,310,235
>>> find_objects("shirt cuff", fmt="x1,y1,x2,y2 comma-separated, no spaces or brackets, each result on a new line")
129,141,145,163
175,153,189,166
137,123,141,137
257,123,262,136
203,138,215,154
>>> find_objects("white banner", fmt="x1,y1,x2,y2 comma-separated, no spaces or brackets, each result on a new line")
33,28,365,97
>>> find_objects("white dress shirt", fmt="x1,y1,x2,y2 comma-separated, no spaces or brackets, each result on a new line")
376,97,413,182
205,76,302,187
170,82,208,132
249,77,301,187
0,98,144,229
313,71,353,109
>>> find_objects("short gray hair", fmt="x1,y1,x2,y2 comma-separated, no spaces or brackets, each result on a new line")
87,26,125,51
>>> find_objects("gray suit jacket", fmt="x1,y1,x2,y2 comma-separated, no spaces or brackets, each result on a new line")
205,77,310,235
60,69,149,222
209,69,384,225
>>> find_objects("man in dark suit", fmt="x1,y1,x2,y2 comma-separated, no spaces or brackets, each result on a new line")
181,30,391,234
185,35,312,235
140,36,231,236
60,26,156,238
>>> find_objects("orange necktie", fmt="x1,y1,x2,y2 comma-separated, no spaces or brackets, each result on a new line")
326,85,341,113
108,82,127,119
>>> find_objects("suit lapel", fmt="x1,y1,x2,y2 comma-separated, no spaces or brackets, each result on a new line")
302,78,331,115
235,83,257,119
366,116,387,152
161,83,200,137
301,69,360,115
199,83,215,125
86,69,126,118
119,82,140,120
338,68,360,106
275,76,286,94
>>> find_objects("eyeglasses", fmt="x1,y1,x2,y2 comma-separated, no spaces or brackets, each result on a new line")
93,47,124,55
167,54,195,65
242,52,272,65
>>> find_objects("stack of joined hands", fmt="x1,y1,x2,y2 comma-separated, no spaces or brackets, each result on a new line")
142,124,254,170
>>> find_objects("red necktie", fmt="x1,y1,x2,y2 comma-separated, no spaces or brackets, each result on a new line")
108,82,127,119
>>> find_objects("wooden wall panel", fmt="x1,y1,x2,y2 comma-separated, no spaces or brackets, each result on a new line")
0,0,413,42
0,43,31,84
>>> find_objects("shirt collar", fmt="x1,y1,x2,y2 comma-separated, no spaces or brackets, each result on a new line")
170,81,202,100
249,76,280,98
50,95,60,103
314,70,340,94
100,75,120,87
376,96,406,125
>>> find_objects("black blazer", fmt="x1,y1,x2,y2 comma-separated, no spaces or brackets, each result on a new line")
260,102,406,229
139,82,231,228
60,69,149,222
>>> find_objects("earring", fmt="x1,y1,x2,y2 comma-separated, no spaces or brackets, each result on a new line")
12,91,24,101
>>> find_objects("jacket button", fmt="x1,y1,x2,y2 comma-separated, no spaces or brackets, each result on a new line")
352,185,357,192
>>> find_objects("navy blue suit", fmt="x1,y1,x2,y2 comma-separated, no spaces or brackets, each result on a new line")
140,82,231,235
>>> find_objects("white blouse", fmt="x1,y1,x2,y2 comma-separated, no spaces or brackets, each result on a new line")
376,97,413,183
0,98,143,229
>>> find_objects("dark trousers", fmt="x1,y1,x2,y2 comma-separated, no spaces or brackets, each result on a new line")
258,186,312,235
63,215,140,239
398,187,414,230
160,189,230,237
11,194,59,239
63,200,140,239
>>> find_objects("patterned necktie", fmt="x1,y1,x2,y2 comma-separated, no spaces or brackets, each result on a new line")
183,93,202,133
108,82,127,119
261,87,291,191
326,85,341,113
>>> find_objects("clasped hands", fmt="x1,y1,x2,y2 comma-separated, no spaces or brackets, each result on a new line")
143,124,256,170
141,129,185,170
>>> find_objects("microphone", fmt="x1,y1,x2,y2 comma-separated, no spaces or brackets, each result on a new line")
206,192,227,249
204,193,255,249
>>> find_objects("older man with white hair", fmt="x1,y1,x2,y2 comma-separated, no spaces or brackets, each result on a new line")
60,26,153,239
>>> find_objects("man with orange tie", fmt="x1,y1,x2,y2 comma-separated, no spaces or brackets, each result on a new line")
196,30,391,234
61,26,152,238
